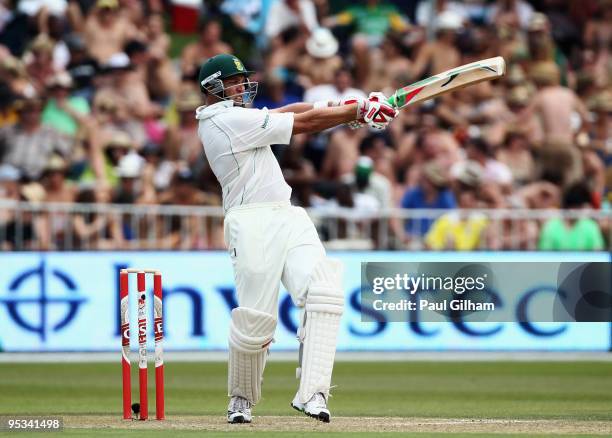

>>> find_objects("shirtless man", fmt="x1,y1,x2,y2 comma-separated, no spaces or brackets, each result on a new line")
83,0,139,64
181,19,233,79
411,10,462,80
519,61,589,144
195,54,397,423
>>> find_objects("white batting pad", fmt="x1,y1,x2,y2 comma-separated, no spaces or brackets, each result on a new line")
296,258,344,404
228,307,277,404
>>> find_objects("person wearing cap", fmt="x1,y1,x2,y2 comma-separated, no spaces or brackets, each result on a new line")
196,53,397,424
425,160,489,250
83,0,139,64
112,151,155,205
42,72,90,137
41,154,76,203
24,34,57,94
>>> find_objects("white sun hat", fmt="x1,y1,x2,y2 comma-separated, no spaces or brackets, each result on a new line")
306,27,339,59
116,152,144,178
436,10,463,31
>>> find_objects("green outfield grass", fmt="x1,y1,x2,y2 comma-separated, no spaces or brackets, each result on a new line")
0,361,611,436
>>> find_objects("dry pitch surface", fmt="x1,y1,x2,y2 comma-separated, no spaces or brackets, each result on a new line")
68,415,612,435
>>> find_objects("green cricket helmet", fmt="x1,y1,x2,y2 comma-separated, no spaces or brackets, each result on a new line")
198,54,258,105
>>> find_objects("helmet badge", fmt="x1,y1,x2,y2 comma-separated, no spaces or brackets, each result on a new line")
233,58,245,72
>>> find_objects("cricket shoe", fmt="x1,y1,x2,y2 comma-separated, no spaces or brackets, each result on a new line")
291,392,330,423
227,396,252,424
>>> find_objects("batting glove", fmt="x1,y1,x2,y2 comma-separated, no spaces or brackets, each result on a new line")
363,92,398,130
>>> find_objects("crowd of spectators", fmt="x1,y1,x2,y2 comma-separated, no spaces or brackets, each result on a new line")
0,0,609,251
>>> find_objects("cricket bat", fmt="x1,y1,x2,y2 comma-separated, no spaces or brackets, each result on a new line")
387,56,506,109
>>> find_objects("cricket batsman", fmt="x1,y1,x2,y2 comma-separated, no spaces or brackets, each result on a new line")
195,54,397,423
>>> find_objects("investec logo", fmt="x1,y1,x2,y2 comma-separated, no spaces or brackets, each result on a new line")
0,259,87,341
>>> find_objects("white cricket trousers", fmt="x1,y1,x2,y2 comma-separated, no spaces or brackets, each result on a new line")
223,201,326,315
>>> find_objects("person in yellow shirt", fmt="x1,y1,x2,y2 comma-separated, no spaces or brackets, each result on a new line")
426,161,488,250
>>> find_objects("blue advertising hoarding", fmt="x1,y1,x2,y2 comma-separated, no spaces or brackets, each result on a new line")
0,251,609,352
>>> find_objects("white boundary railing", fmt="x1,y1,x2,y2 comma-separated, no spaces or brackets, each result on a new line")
0,200,609,251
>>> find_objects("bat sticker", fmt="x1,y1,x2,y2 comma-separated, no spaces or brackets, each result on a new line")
441,73,459,87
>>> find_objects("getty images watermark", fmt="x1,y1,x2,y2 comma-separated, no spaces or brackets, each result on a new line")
371,272,491,312
360,262,611,323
